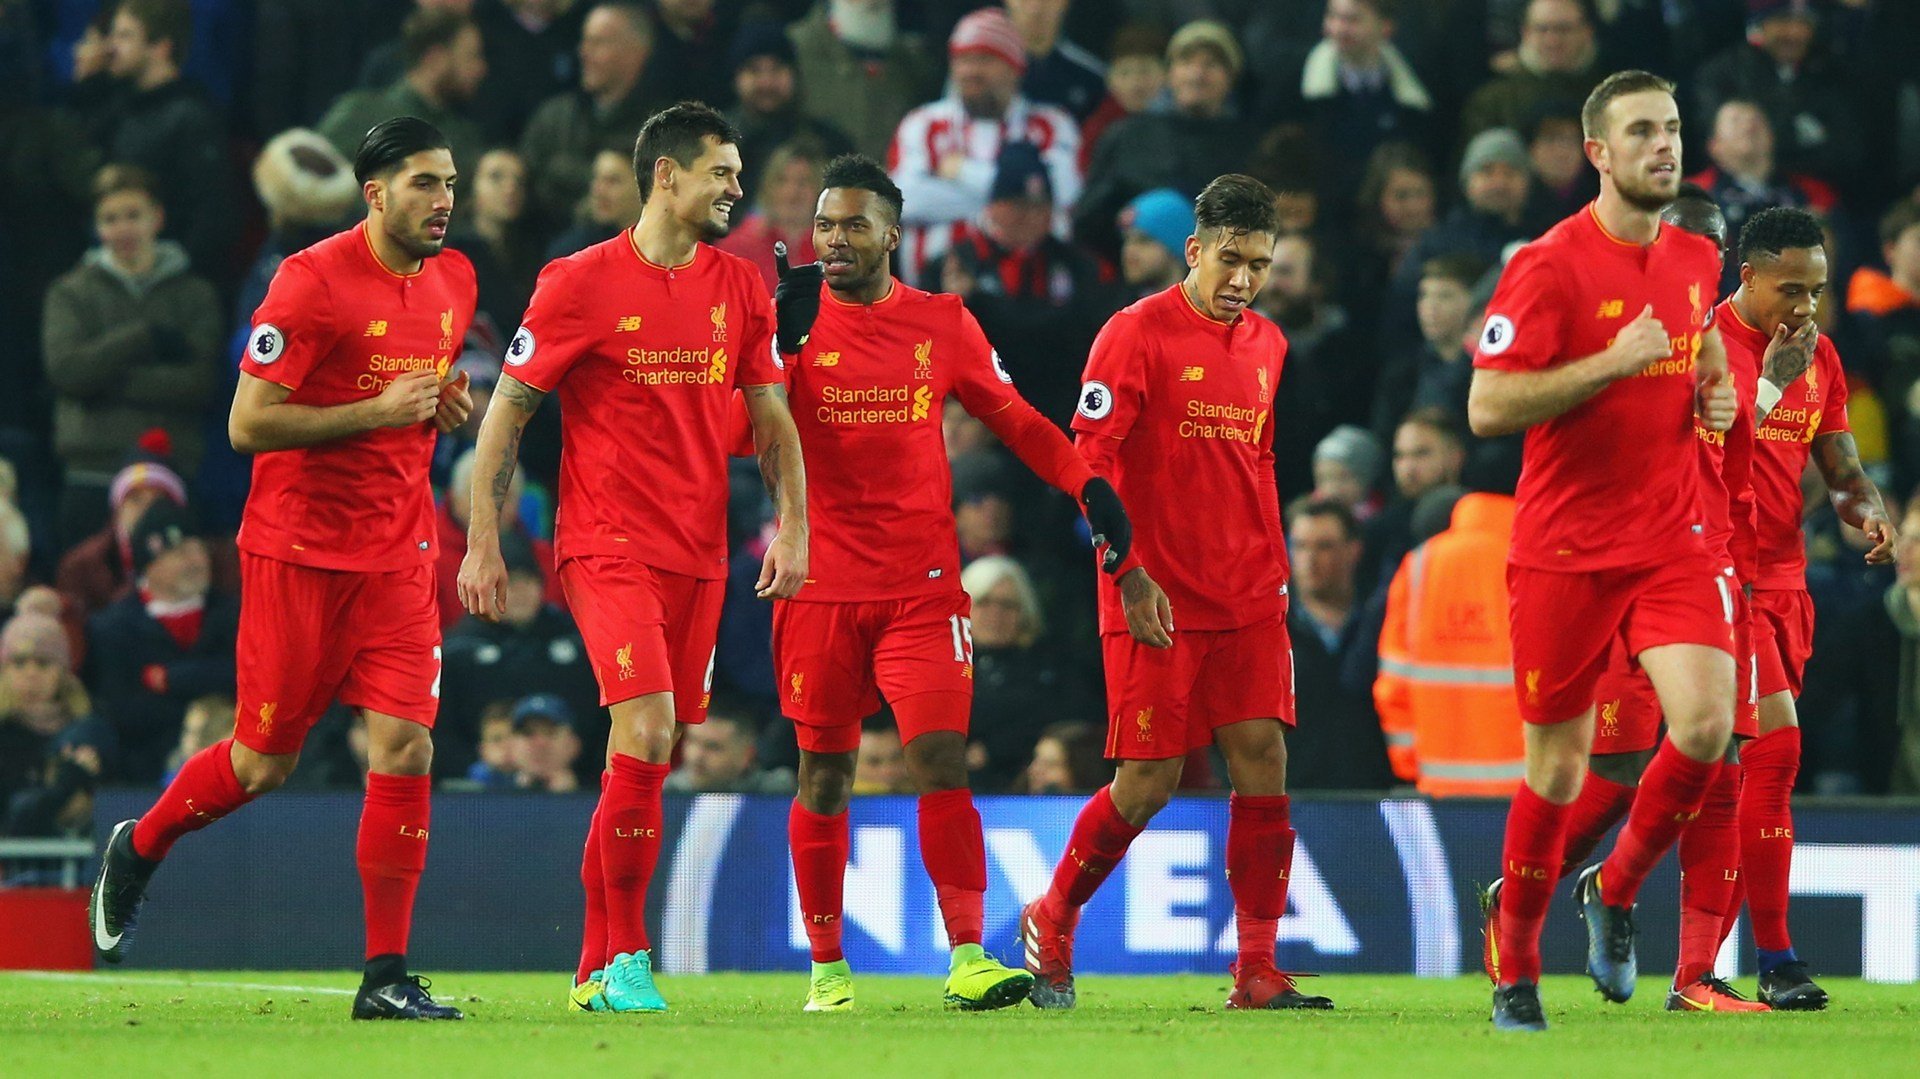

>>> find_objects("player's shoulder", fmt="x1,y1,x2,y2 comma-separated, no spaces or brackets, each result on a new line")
277,225,358,278
432,244,477,280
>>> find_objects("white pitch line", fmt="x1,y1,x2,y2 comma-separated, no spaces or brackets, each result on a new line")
9,971,357,996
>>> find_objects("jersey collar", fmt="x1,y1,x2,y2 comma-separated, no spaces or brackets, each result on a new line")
824,277,898,308
625,226,701,277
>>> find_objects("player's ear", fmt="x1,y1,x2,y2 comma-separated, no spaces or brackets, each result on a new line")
652,155,675,197
1739,261,1756,291
882,222,900,254
1583,135,1605,173
363,177,384,212
1185,233,1202,270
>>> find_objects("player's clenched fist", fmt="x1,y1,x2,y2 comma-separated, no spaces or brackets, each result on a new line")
371,368,441,427
457,537,509,621
1603,305,1672,377
434,369,473,434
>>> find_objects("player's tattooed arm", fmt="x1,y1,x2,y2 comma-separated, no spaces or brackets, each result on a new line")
1814,431,1896,564
1759,319,1819,404
743,382,808,598
456,373,544,620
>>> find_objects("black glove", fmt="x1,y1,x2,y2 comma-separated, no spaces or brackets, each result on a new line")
1080,477,1132,574
773,241,824,355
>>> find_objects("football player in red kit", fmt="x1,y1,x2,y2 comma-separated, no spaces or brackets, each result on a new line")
90,118,476,1020
1466,72,1739,1031
1723,206,1895,1009
757,155,1139,1012
1019,174,1335,1013
459,103,807,1014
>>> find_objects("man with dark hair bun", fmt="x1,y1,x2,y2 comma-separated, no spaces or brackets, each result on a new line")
90,117,476,1021
1022,174,1336,1014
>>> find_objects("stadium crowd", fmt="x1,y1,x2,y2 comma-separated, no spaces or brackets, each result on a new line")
5,0,1920,846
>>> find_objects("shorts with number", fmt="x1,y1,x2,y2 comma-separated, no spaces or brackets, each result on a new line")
1589,583,1757,753
1751,587,1815,699
775,591,976,754
1101,614,1296,761
1507,555,1735,726
235,552,440,756
560,556,723,721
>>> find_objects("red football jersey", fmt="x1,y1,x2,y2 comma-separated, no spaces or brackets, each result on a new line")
505,233,779,579
1731,307,1850,590
781,281,1024,601
1473,205,1722,571
1697,298,1759,580
1073,284,1288,633
238,222,476,572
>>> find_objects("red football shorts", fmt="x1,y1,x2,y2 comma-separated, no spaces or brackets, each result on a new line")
1101,614,1296,761
235,552,440,755
1751,587,1815,699
1589,583,1757,754
774,591,975,754
1507,555,1735,725
560,556,723,720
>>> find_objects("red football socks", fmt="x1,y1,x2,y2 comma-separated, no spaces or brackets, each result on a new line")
1600,740,1717,907
600,753,668,956
919,789,987,948
789,800,850,962
132,738,253,861
1498,781,1571,984
1676,760,1742,986
1741,726,1801,952
357,772,430,961
576,771,610,983
1557,770,1636,880
1042,785,1144,923
1226,793,1293,971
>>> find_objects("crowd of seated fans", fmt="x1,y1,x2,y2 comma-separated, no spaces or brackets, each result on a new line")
5,0,1920,826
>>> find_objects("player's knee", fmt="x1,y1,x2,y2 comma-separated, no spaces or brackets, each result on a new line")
903,734,968,793
797,756,854,815
1526,751,1586,804
1669,712,1732,762
1110,762,1179,824
232,748,298,795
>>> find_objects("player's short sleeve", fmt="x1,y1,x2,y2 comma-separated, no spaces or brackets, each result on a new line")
241,257,338,390
947,303,1019,418
1820,342,1850,434
1472,243,1568,373
1071,311,1149,440
503,258,588,392
733,267,781,387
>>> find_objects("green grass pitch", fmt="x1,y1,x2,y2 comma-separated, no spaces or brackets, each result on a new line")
3,972,1911,1076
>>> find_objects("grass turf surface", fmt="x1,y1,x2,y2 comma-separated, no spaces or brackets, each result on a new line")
2,972,1908,1076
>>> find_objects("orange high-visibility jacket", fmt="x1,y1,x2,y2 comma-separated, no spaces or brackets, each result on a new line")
1374,493,1526,797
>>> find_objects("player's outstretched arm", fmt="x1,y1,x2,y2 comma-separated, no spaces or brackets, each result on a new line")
744,382,808,599
1467,305,1672,437
457,373,544,621
228,369,439,454
1814,431,1897,564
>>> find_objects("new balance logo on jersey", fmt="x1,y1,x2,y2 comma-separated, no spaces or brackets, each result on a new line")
1179,366,1205,381
365,320,388,337
1596,300,1624,319
615,315,643,332
812,351,841,367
